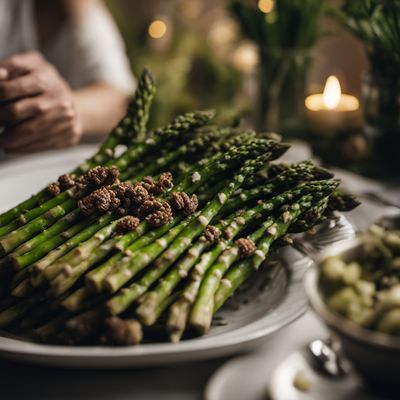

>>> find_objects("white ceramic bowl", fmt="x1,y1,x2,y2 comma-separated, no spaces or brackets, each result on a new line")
305,239,400,390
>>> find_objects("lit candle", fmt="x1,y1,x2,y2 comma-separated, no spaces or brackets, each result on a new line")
305,76,362,134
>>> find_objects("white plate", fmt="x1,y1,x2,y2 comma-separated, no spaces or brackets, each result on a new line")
0,148,352,368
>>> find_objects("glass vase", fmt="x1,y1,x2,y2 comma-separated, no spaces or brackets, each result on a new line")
362,73,400,177
258,48,311,135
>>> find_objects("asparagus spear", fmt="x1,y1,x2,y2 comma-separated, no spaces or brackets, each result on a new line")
213,196,339,313
53,216,187,298
111,110,215,172
65,152,288,310
84,216,184,292
120,127,229,181
219,160,334,217
61,138,286,287
288,197,329,233
11,217,94,270
325,189,361,213
106,149,289,315
75,68,157,172
10,138,268,304
167,184,335,340
0,199,78,253
137,181,330,326
31,214,115,275
41,218,121,282
190,181,339,334
47,236,119,297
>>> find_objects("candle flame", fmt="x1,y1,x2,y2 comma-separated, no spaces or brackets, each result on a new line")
323,76,341,110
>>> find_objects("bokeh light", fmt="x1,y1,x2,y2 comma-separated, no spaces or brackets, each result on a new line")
232,43,259,73
258,0,275,14
148,20,167,39
209,19,237,46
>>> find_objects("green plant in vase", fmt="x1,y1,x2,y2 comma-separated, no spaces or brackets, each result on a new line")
332,0,400,176
230,0,326,134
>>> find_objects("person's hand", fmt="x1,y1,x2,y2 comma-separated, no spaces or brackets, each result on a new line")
0,51,82,152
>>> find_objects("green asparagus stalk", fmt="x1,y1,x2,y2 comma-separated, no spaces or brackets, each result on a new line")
85,216,184,292
0,199,77,254
69,139,286,290
9,209,84,260
106,150,288,315
213,193,338,315
104,214,197,296
31,214,114,276
288,197,329,233
137,182,328,326
11,217,94,270
219,160,334,217
325,189,361,213
23,136,268,298
0,192,72,237
41,218,120,282
111,110,215,172
191,181,339,333
47,237,119,297
120,128,228,181
75,68,156,172
62,287,103,312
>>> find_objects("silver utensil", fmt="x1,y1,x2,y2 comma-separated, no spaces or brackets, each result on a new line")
307,338,351,378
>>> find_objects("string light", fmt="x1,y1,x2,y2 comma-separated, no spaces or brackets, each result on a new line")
232,43,259,73
148,20,167,39
258,0,274,14
209,19,237,46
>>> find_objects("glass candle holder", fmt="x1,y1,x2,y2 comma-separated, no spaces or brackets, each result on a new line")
258,48,312,135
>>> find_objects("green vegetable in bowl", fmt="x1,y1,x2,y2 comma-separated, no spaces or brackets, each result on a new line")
321,224,400,335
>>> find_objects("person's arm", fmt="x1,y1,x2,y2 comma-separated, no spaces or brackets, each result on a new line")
73,84,127,139
0,0,133,152
0,52,127,152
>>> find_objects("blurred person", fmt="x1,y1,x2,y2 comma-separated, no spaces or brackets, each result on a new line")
0,0,135,153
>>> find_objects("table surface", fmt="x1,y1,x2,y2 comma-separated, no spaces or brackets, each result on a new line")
0,145,399,400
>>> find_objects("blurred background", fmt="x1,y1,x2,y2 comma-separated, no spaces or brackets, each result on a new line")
105,0,366,126
105,0,393,176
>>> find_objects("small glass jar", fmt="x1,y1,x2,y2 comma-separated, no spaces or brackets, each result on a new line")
362,73,400,176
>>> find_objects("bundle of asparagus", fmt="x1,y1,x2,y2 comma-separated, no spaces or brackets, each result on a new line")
0,69,360,346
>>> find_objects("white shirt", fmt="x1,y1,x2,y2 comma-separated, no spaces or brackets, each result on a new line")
0,0,135,92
